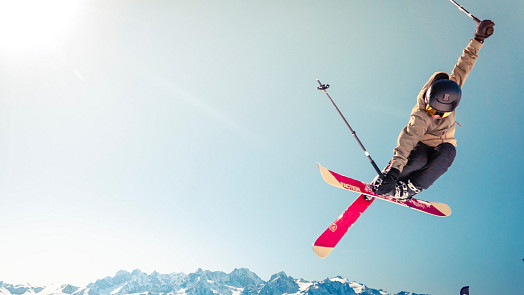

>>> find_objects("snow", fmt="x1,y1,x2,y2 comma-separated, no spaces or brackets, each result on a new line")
297,280,312,292
110,286,123,295
329,277,349,284
0,284,45,295
0,287,12,295
328,278,365,294
0,269,415,295
37,285,59,295
229,287,243,295
282,280,313,295
348,282,364,294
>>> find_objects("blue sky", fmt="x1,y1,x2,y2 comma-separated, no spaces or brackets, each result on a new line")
0,1,523,294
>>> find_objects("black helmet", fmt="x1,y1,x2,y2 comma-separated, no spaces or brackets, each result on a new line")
425,79,462,112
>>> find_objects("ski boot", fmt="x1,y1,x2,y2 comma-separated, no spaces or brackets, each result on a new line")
371,164,392,193
369,173,387,201
389,179,423,202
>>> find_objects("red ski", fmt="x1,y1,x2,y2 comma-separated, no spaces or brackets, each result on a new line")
313,163,452,258
318,163,452,217
313,194,374,258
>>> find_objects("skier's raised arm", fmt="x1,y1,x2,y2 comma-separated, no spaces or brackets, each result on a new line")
450,20,495,87
373,20,495,201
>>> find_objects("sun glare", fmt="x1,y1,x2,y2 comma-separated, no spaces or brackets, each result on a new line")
0,0,82,52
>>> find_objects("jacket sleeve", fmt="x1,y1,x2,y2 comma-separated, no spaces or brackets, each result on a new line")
390,112,429,172
449,39,483,87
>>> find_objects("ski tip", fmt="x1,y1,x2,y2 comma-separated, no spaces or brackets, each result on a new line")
317,163,343,189
313,245,333,259
317,162,326,176
431,202,452,217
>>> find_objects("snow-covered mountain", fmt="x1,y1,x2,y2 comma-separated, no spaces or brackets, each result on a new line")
0,269,428,295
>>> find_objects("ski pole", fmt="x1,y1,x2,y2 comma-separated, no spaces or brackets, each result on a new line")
448,0,494,35
316,79,382,176
448,0,481,23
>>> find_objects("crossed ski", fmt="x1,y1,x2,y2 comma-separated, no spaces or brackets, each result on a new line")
313,163,451,258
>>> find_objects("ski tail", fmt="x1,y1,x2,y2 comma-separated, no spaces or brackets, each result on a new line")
313,194,374,258
312,246,333,259
431,202,452,216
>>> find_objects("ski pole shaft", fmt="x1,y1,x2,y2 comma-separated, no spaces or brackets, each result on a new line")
448,0,481,23
316,79,382,176
448,0,494,35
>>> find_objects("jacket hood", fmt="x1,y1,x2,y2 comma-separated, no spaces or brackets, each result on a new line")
417,72,450,110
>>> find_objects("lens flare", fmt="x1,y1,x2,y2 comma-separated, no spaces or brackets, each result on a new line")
0,0,82,51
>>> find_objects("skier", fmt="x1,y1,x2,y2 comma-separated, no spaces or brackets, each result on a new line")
373,19,495,201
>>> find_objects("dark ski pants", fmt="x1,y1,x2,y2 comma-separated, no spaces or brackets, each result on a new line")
398,142,456,190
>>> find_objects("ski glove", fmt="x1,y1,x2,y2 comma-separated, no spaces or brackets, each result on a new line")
474,19,495,43
373,167,400,196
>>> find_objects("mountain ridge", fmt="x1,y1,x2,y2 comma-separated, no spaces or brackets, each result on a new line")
0,269,428,295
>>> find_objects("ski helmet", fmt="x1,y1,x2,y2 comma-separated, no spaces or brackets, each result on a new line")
425,79,462,112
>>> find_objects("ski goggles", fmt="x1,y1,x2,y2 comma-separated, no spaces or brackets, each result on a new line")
426,105,451,118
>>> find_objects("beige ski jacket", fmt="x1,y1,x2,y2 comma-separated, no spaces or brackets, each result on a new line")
390,39,483,172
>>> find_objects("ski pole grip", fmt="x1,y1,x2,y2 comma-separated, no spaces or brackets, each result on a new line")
316,79,329,90
474,18,494,36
